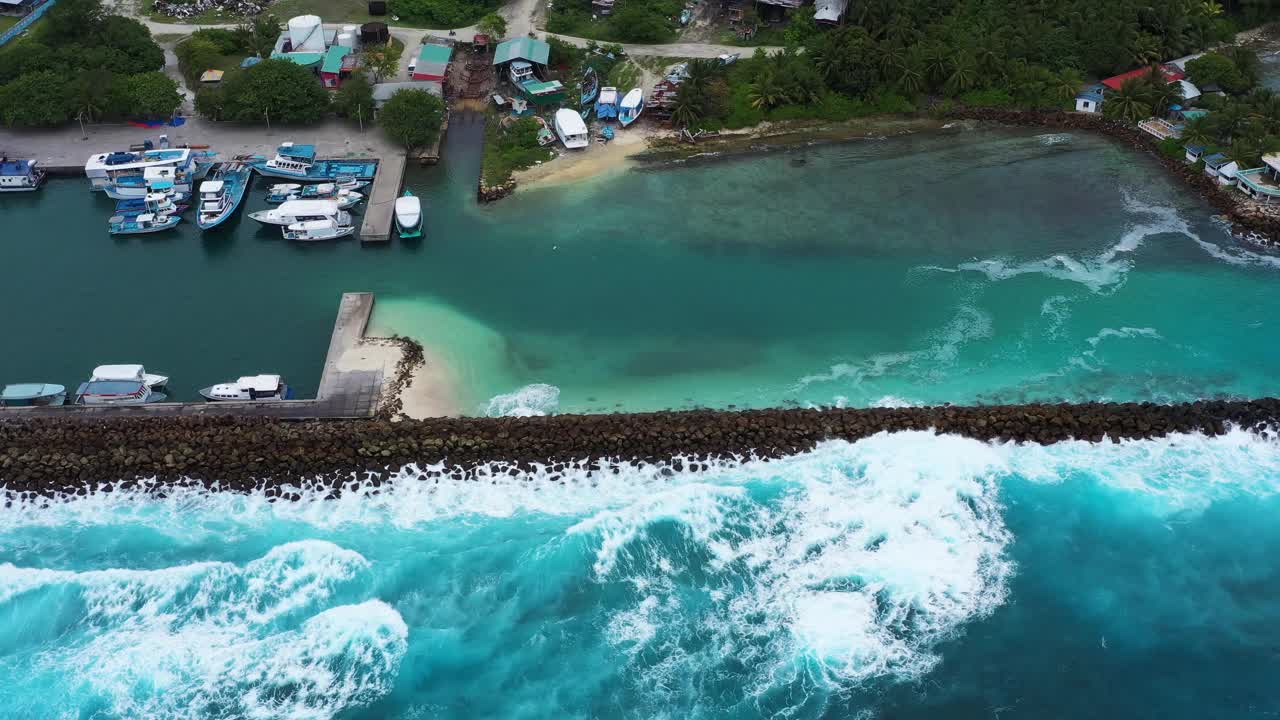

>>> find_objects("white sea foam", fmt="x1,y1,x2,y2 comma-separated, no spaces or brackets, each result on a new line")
485,383,561,417
1040,295,1074,338
1036,133,1072,146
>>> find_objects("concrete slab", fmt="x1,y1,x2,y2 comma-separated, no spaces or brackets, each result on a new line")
359,154,404,242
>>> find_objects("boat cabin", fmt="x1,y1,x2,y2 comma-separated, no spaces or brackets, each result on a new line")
0,158,44,191
199,180,228,212
493,37,550,86
554,108,589,149
264,143,318,174
202,374,289,401
74,380,156,405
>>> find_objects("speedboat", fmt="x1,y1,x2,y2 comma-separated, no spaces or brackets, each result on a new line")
74,380,166,405
395,190,422,239
619,87,644,127
108,212,181,235
249,142,379,181
0,159,46,192
282,217,355,241
91,364,169,389
0,383,66,407
249,199,348,226
594,86,619,120
196,161,252,230
199,374,294,402
554,108,590,149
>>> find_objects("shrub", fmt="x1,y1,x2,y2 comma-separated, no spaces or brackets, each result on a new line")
379,89,444,149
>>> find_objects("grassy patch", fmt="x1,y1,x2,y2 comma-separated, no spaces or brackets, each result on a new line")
482,112,554,186
0,15,20,34
152,33,188,43
606,59,640,89
717,25,787,47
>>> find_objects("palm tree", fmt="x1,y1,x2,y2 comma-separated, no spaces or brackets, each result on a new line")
1103,79,1153,123
1131,33,1163,67
748,71,786,110
672,93,701,129
922,44,951,90
897,54,925,96
1051,68,1084,105
877,42,905,79
1181,115,1214,146
1146,73,1183,114
946,52,978,95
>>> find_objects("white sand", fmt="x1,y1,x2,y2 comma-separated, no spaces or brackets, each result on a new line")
336,339,462,419
512,123,663,189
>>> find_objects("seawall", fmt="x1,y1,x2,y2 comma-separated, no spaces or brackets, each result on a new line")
1,399,1278,495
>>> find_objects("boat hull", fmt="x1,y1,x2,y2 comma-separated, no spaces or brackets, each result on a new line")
198,385,294,402
105,182,193,200
109,218,181,235
197,165,252,230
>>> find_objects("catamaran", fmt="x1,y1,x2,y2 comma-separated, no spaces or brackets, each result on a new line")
249,199,350,227
282,217,356,241
250,142,379,181
595,86,619,120
619,87,644,127
196,162,252,230
199,374,294,402
554,108,590,149
86,148,215,195
395,190,422,239
0,159,46,192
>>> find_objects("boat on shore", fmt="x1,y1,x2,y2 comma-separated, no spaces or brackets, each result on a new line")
595,86,619,120
533,116,556,146
0,159,46,192
395,190,422,239
250,142,378,181
282,217,356,241
0,383,66,407
619,87,644,127
554,108,590,149
108,212,181,235
196,162,252,230
249,199,350,227
580,66,599,106
199,374,294,402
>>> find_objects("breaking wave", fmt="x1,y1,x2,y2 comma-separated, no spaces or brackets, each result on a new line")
485,383,561,417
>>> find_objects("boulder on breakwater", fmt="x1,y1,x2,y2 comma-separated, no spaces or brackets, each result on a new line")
1,399,1278,495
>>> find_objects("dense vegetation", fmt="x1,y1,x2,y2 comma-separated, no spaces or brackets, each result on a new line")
175,18,280,86
0,0,179,126
547,0,682,43
388,0,499,27
194,58,332,123
481,114,553,186
379,89,445,150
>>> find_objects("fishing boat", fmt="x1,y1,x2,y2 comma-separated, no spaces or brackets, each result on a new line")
73,380,166,405
250,142,379,181
91,364,169,389
595,86,619,120
619,87,645,127
199,374,295,402
108,212,181,235
249,200,349,227
196,162,252,230
0,383,66,407
533,116,557,146
580,66,599,106
554,108,590,149
265,178,367,203
116,191,187,217
282,217,356,242
87,148,215,195
0,159,46,192
394,190,422,239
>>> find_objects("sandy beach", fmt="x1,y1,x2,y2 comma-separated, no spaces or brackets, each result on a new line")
511,123,664,189
336,338,462,419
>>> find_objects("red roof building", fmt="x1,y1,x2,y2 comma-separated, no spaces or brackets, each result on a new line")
1101,64,1185,91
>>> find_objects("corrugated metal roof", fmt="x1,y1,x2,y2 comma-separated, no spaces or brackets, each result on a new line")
271,51,323,67
321,45,351,74
492,37,549,66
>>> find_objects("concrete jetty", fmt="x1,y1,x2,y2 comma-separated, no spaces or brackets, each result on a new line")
2,293,385,420
359,154,405,243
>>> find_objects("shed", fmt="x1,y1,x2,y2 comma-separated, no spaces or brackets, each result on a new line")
321,45,352,87
1203,152,1231,175
361,21,390,44
492,37,550,67
413,44,453,81
1177,79,1201,102
1075,84,1105,113
371,81,443,108
814,0,849,23
199,69,224,83
1184,144,1205,164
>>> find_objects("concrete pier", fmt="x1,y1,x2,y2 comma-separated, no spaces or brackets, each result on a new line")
2,293,385,420
359,154,405,243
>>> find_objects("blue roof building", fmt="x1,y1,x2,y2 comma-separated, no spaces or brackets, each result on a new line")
1075,84,1105,114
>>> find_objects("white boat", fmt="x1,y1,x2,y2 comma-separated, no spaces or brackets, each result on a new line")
87,148,214,195
74,380,166,405
199,374,295,402
619,87,644,127
282,217,356,241
395,191,422,239
91,364,169,389
249,199,349,227
554,108,590,149
0,159,46,192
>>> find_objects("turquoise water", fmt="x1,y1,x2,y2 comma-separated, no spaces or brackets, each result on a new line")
1,119,1278,412
2,430,1279,718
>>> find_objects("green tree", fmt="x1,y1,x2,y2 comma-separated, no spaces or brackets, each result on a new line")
219,59,330,124
1102,78,1153,123
237,14,281,58
1180,114,1214,146
610,0,672,43
333,71,376,122
363,45,402,83
945,52,978,95
75,68,114,122
748,69,786,109
116,72,182,119
0,71,76,126
379,89,444,150
195,86,226,120
176,37,224,86
1051,68,1084,105
45,0,103,43
477,13,508,40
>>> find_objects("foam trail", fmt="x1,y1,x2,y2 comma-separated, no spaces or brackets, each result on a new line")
486,383,561,417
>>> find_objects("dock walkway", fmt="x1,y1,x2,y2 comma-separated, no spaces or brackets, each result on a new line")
359,155,405,243
2,293,384,420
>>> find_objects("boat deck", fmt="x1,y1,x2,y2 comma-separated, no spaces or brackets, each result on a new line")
1,293,385,420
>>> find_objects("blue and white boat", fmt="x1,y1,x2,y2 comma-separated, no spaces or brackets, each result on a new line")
196,162,252,230
108,212,181,235
87,149,215,197
250,142,379,181
595,86,619,120
395,190,422,239
265,181,364,208
619,87,644,127
0,158,46,192
0,383,66,407
580,66,599,106
116,191,188,217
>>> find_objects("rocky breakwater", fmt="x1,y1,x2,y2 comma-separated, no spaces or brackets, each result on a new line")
945,107,1280,246
1,399,1278,496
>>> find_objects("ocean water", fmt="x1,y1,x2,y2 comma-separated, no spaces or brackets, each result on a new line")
2,119,1279,412
2,429,1279,718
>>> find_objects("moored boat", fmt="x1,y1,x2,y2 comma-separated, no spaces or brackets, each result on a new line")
580,66,599,106
594,86,619,120
250,142,378,181
619,87,644,127
116,191,187,217
91,364,169,389
108,212,181,235
0,383,66,407
0,158,46,192
554,108,590,149
265,178,367,203
282,217,356,241
265,183,303,203
199,374,295,402
249,199,349,227
196,162,252,230
73,380,166,405
87,148,215,195
395,190,422,239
